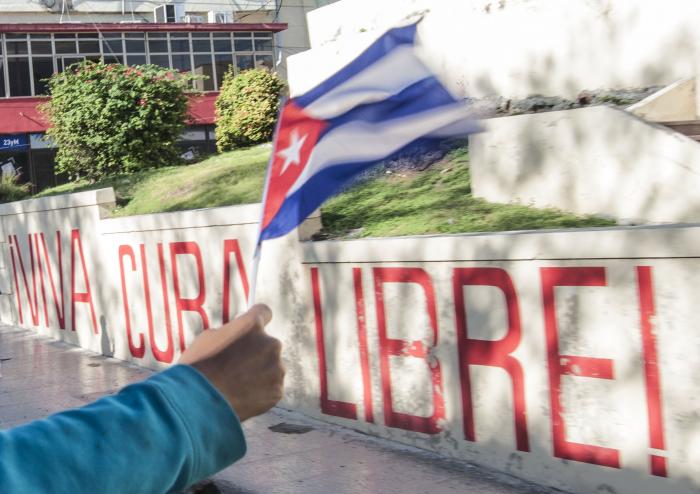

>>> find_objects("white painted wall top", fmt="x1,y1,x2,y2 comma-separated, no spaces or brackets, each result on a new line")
292,0,700,99
0,188,115,216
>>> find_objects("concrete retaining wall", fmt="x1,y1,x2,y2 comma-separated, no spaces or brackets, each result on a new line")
290,0,700,100
3,190,700,494
469,105,700,224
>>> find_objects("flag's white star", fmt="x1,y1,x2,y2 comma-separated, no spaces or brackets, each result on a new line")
277,130,308,174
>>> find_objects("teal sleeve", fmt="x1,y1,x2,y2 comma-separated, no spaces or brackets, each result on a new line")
0,364,247,494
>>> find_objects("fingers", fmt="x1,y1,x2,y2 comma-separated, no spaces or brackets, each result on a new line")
219,304,273,339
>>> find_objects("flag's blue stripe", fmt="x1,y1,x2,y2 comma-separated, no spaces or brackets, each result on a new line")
317,76,460,141
259,136,453,241
294,23,419,109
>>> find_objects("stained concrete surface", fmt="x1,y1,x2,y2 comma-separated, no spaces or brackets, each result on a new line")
0,327,559,494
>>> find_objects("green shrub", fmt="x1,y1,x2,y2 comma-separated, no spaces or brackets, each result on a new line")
0,174,30,203
42,61,195,182
215,68,286,151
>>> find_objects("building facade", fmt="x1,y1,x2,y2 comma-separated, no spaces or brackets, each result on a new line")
0,0,304,191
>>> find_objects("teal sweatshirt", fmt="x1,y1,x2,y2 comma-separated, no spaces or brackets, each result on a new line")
0,365,247,493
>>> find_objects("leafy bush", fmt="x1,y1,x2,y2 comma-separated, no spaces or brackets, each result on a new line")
0,174,30,203
42,61,195,182
215,68,286,151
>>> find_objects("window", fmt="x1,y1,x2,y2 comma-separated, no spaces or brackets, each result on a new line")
31,41,52,55
126,54,147,66
255,54,274,70
6,40,28,55
8,58,31,96
234,38,253,51
125,33,146,53
79,40,100,54
148,33,168,53
170,33,190,53
32,57,54,95
171,53,191,73
150,54,170,68
236,54,254,72
102,34,123,56
194,54,214,91
0,29,277,97
213,33,231,52
214,53,233,88
192,33,211,53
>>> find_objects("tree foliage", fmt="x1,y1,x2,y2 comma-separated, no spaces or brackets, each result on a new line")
215,68,286,151
43,61,194,181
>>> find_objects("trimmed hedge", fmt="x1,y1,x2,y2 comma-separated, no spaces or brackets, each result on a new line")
43,61,195,182
215,68,286,151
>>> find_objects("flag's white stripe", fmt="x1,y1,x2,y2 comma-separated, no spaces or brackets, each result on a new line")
303,45,433,120
287,103,471,196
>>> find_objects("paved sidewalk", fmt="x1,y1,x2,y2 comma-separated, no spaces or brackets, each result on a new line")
0,327,556,494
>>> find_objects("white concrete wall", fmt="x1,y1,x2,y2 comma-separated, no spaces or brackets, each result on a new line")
469,105,700,223
3,189,700,493
289,0,700,100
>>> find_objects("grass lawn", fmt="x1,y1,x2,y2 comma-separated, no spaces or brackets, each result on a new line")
36,146,270,217
35,144,615,236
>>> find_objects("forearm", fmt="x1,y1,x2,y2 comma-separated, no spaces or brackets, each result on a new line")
0,365,246,494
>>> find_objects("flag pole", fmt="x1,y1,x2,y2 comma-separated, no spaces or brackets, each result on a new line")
246,241,262,310
246,97,288,311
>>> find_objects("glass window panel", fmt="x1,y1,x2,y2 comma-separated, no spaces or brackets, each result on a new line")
102,33,121,39
172,53,191,73
7,41,29,55
213,33,230,38
54,33,76,39
126,54,147,66
102,39,123,54
78,33,99,39
55,40,77,54
193,54,214,91
30,34,50,40
59,57,85,72
148,39,168,53
31,41,52,55
32,57,53,95
213,38,231,52
8,58,31,96
79,40,100,53
170,37,190,52
0,59,5,97
6,34,27,39
255,54,273,70
171,32,189,38
214,53,233,88
254,38,273,51
150,54,170,68
103,54,124,65
235,54,253,72
254,32,271,37
148,33,166,38
192,38,211,53
125,33,145,39
192,32,210,38
234,32,252,38
125,39,146,53
234,39,253,51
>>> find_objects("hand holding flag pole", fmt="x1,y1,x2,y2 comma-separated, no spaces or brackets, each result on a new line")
246,19,481,309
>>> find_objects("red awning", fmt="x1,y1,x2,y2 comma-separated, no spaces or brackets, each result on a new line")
187,92,218,125
0,92,219,135
0,97,51,134
0,23,287,34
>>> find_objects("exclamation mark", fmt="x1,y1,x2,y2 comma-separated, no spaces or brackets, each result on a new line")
636,266,668,477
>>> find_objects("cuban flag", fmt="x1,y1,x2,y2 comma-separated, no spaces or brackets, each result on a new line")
257,20,481,243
